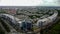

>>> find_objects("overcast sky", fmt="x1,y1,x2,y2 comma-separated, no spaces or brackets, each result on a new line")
0,0,60,6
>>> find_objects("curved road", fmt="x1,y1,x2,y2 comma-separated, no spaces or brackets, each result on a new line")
0,18,20,34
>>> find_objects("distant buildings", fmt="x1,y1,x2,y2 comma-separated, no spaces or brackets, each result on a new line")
7,9,16,15
0,8,16,15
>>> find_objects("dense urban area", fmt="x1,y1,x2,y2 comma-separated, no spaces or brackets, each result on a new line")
0,6,60,34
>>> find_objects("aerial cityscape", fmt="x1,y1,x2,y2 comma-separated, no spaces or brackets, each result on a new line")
0,6,60,34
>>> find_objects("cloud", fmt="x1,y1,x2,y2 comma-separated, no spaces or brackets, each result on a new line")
0,0,42,6
39,0,60,6
0,0,60,6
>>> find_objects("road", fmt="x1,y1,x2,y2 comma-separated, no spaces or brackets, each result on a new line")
0,18,20,34
0,20,7,32
1,18,17,32
0,17,26,34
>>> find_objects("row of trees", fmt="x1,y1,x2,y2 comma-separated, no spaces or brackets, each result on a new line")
0,9,6,13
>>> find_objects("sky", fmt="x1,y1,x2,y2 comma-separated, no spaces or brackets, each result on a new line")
0,0,60,6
